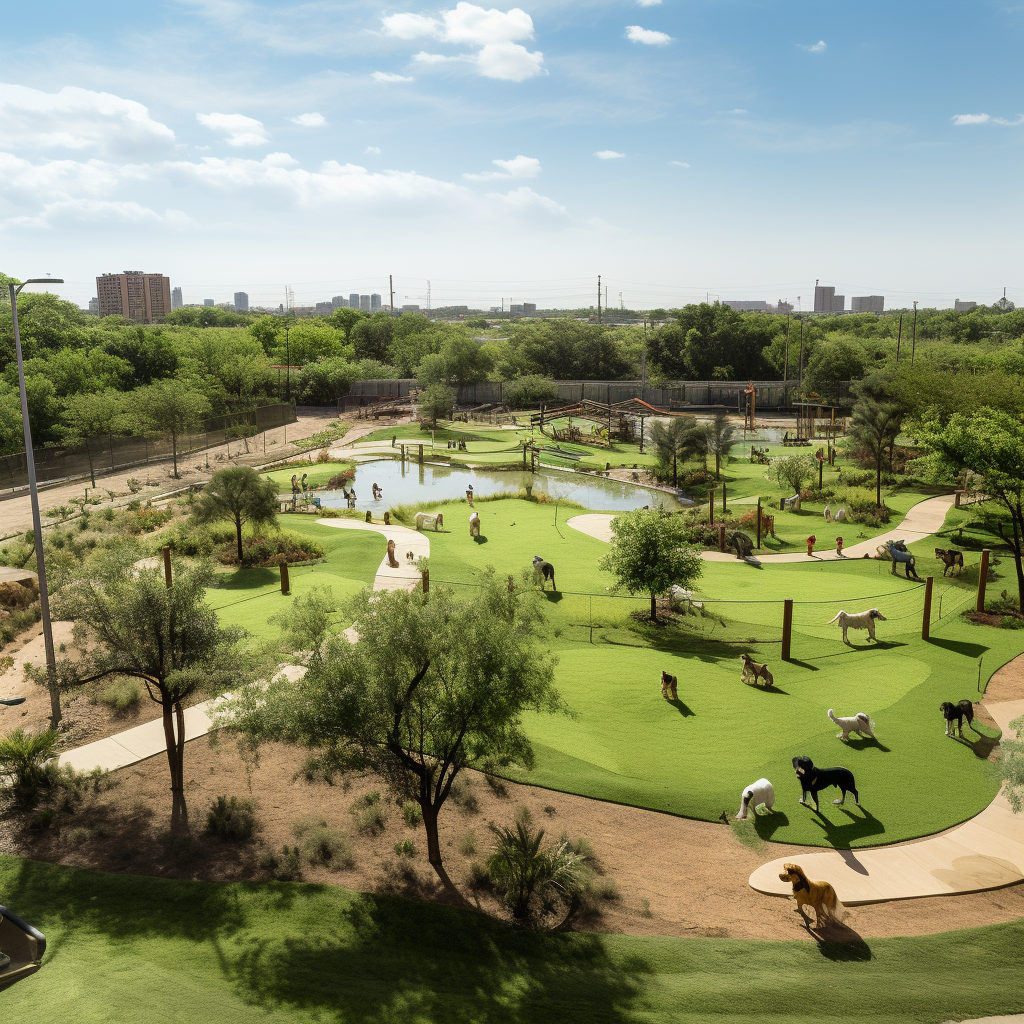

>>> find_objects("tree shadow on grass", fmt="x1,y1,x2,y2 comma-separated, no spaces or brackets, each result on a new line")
220,891,649,1024
216,567,279,590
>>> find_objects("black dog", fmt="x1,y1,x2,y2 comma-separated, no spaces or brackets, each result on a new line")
940,700,976,738
792,756,859,810
532,556,556,591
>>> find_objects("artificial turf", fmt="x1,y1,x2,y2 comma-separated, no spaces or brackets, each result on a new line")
4,855,1023,1023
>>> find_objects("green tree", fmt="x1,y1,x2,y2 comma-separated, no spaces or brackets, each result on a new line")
803,335,869,398
503,375,558,409
50,561,253,829
417,383,456,428
767,453,816,498
649,416,695,485
927,410,1024,609
224,578,562,882
134,379,212,477
191,466,280,563
61,389,126,486
599,508,703,621
706,410,737,479
274,320,344,366
997,711,1024,814
849,398,904,507
248,315,280,355
349,312,395,363
328,307,368,342
415,334,493,387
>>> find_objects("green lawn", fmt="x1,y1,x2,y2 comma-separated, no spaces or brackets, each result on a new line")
4,855,1023,1023
262,462,354,489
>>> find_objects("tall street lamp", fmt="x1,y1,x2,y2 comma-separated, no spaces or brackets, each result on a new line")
10,277,64,730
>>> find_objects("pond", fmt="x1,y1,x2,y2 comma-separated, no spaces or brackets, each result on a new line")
316,459,681,513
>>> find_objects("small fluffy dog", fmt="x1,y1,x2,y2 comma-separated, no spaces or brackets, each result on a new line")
828,709,876,742
778,863,845,927
828,608,887,646
940,700,976,738
740,653,774,687
660,671,678,701
406,551,416,564
533,556,556,590
792,756,860,810
735,778,775,819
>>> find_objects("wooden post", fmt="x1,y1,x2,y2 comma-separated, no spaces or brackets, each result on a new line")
709,488,715,526
722,484,727,514
718,523,727,552
756,498,762,549
922,576,934,640
955,490,963,509
977,549,990,612
418,444,424,465
421,568,429,594
400,444,406,462
280,559,290,596
162,545,172,589
782,599,794,661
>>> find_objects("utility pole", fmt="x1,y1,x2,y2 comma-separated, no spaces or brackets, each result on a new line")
783,313,791,403
597,274,602,323
389,274,394,313
640,318,648,399
911,301,918,365
896,313,903,363
798,317,805,395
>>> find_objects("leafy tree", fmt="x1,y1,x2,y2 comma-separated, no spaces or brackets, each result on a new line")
997,711,1024,814
133,378,212,477
415,334,493,388
417,383,456,428
849,398,903,507
599,508,703,620
191,466,280,563
49,561,253,829
706,410,737,479
248,315,280,355
61,389,126,486
274,320,344,366
503,375,558,409
328,307,368,341
927,410,1024,609
803,335,869,399
649,416,696,485
767,453,816,498
100,326,178,384
349,312,395,363
225,578,562,883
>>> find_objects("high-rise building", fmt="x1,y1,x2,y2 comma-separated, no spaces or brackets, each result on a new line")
523,302,537,315
359,295,371,311
851,295,884,314
332,295,348,308
96,271,172,323
204,299,214,307
234,291,249,312
510,303,524,315
315,301,333,314
87,297,99,314
402,304,420,312
813,284,845,312
370,293,382,311
171,286,183,310
724,300,767,312
954,299,977,312
775,299,794,315
349,293,360,308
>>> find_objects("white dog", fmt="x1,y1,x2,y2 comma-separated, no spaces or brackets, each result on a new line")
735,778,775,820
828,608,886,645
828,709,876,742
414,511,444,532
469,511,480,538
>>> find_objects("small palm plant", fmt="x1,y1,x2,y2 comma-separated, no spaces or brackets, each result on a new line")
0,728,61,807
486,808,589,924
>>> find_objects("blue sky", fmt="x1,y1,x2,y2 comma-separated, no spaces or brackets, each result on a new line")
1,0,1021,310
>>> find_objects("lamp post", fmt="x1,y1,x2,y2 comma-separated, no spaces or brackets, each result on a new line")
10,277,64,730
284,321,292,402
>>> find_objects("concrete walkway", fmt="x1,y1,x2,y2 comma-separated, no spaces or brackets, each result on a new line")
748,699,1024,905
567,493,958,565
314,516,430,592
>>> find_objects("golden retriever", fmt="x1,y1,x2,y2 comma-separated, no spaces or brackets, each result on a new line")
778,863,845,927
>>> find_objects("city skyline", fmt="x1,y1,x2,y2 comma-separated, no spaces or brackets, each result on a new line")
1,1,1020,309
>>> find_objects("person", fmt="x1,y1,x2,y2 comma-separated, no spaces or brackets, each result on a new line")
391,435,397,447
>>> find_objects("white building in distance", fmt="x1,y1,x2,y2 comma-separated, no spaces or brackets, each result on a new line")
234,291,249,312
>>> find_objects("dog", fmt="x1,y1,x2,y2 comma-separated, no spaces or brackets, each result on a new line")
406,551,416,564
935,548,965,577
533,556,556,590
792,756,860,810
469,511,481,538
828,608,887,645
735,778,775,819
828,709,876,742
940,700,976,738
778,863,845,927
740,653,774,687
660,671,678,701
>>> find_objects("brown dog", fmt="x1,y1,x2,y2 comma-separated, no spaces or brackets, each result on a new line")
660,671,678,701
740,653,774,687
778,863,845,927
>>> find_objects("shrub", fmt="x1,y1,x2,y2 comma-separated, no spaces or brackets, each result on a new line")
394,839,416,857
450,776,479,813
460,831,477,857
293,816,353,869
402,801,422,828
0,729,61,807
258,845,303,881
351,791,386,833
205,795,261,842
126,478,143,494
92,677,141,716
468,861,491,890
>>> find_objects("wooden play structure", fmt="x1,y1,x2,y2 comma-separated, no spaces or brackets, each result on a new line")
743,383,756,432
531,399,645,445
795,401,847,441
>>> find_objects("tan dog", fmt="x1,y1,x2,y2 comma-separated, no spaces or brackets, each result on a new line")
740,653,774,687
660,671,678,701
778,863,845,927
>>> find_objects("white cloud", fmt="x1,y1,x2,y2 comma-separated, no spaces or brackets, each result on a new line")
635,0,662,5
994,115,1024,126
626,25,672,45
0,83,175,157
465,154,541,180
413,51,467,65
799,40,827,53
381,12,443,39
475,42,544,80
952,112,1024,126
670,160,690,168
442,3,534,44
196,112,268,146
9,199,190,230
291,112,326,127
594,150,625,159
720,108,749,115
365,146,382,154
372,71,415,82
486,186,567,217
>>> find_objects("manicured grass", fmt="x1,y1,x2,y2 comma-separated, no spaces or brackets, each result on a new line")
4,855,1023,1023
262,462,353,489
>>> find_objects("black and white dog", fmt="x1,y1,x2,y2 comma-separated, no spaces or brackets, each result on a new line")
532,556,556,590
792,756,860,810
940,700,976,738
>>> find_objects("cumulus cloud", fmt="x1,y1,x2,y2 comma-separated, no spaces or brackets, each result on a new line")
0,83,175,157
594,150,625,159
372,71,414,82
626,26,672,45
291,112,326,127
9,199,191,230
669,160,690,168
196,112,268,146
465,154,541,180
799,40,827,52
382,4,542,80
486,185,566,217
952,112,1024,126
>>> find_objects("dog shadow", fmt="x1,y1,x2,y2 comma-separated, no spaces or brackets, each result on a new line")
952,729,999,759
843,736,891,754
473,535,488,545
542,591,563,603
667,698,695,717
812,923,872,960
808,805,885,846
752,810,790,840
745,682,790,695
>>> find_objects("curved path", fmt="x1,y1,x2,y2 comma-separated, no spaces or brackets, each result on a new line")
313,516,430,592
567,492,957,564
749,698,1024,905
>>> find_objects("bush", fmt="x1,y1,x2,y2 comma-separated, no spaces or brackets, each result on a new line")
468,861,491,890
92,677,141,716
460,831,477,857
402,801,422,828
326,467,355,489
293,815,353,869
258,845,303,881
0,729,61,807
205,795,261,842
351,791,386,833
394,839,416,857
223,533,324,568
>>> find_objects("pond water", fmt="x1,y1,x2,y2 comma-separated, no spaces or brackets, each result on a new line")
316,459,680,513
